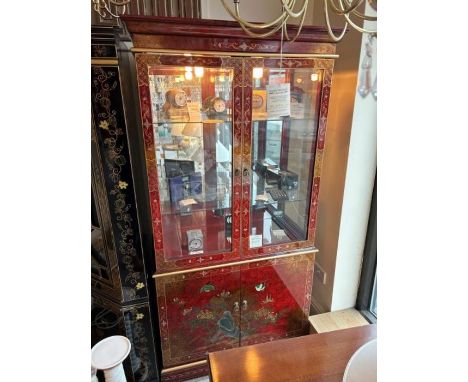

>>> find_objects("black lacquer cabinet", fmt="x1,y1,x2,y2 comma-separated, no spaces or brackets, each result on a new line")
91,25,160,382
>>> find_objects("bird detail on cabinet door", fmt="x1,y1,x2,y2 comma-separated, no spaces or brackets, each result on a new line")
200,283,215,293
255,282,266,291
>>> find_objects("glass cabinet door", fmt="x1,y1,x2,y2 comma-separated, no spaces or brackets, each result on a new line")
136,55,242,270
243,59,331,255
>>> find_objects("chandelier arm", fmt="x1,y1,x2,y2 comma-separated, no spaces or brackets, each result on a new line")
93,0,107,18
220,0,292,30
95,8,107,18
237,16,290,38
341,0,377,21
324,0,348,42
105,4,123,18
108,0,131,5
93,0,127,18
328,0,364,15
349,10,377,21
93,3,104,17
339,0,377,34
102,2,121,18
283,0,308,42
281,0,308,19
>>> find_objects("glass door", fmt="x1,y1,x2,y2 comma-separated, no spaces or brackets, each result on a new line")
242,58,333,257
136,55,243,271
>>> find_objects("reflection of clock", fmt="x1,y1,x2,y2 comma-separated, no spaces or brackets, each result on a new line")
252,93,264,109
187,229,203,254
252,89,266,119
202,96,227,116
163,89,189,120
165,89,187,108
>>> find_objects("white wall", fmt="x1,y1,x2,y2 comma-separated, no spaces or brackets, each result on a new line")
310,1,364,312
329,4,377,310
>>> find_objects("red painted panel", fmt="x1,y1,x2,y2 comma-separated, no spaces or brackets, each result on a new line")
239,254,314,346
156,266,241,367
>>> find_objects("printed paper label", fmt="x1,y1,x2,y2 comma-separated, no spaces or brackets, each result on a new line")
249,234,263,248
267,83,290,119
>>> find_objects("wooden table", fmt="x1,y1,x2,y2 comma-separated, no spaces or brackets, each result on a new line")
208,324,376,382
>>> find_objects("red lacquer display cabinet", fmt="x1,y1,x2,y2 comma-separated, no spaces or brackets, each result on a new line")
123,15,338,381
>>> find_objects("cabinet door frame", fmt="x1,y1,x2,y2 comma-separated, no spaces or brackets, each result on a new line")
241,57,334,258
135,53,243,272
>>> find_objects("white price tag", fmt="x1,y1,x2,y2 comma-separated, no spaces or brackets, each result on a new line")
267,83,290,119
249,234,263,248
179,198,197,207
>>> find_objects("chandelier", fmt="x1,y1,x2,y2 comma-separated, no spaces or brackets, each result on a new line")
92,0,130,20
221,0,377,42
92,0,376,42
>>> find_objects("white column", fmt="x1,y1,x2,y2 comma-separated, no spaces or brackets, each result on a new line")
331,4,377,310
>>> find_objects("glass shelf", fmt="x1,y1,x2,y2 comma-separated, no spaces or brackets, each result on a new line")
252,116,317,123
153,116,232,125
252,196,309,208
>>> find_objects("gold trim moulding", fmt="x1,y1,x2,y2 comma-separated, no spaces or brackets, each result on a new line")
153,248,318,278
161,360,207,374
131,48,339,59
91,59,119,65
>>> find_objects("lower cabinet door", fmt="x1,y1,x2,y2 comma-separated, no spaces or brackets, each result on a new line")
239,253,315,346
155,265,241,368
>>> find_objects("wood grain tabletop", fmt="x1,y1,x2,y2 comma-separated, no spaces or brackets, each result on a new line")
208,324,377,382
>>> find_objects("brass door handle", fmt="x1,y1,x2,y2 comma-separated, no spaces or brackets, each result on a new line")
242,300,248,311
234,301,240,312
235,168,240,177
243,168,249,177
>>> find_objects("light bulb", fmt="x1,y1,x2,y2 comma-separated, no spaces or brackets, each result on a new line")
296,78,303,84
185,71,193,80
185,66,192,72
194,67,204,77
253,67,263,79
310,73,319,82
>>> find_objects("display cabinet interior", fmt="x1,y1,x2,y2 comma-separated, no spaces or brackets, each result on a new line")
148,65,236,263
249,66,323,249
